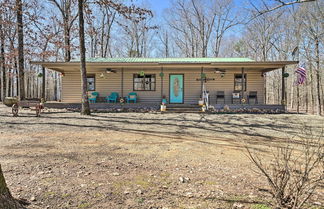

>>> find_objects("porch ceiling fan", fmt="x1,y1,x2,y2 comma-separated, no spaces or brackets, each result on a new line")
106,68,117,73
213,68,226,73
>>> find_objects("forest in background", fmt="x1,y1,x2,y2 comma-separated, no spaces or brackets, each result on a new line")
0,0,323,114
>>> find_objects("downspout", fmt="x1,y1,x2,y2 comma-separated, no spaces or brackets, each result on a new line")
241,67,244,104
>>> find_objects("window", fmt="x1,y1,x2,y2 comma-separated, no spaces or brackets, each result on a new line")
87,74,95,91
133,74,156,91
234,74,247,91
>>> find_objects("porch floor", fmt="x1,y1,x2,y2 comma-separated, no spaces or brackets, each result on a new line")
45,102,285,111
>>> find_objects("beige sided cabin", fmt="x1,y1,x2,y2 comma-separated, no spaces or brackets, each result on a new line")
32,58,298,106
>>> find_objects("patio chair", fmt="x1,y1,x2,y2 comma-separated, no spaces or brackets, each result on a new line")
88,92,99,103
106,92,119,103
248,91,258,104
126,92,137,103
216,91,225,104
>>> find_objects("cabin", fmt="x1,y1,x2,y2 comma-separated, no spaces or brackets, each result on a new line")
32,58,298,111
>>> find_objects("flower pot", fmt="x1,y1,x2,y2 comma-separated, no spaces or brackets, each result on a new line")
160,104,166,112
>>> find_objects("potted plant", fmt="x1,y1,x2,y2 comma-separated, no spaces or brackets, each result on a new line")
198,96,204,106
161,95,167,112
161,95,167,104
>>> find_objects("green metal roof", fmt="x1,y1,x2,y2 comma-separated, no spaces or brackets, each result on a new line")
72,57,254,63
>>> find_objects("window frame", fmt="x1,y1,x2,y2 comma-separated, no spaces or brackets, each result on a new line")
133,74,156,91
87,74,96,91
234,74,247,91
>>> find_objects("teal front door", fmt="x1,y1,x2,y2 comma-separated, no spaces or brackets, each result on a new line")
169,74,184,103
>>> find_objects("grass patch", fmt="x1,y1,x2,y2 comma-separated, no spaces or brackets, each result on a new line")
252,204,271,209
44,191,56,197
78,202,91,208
61,193,71,198
204,180,217,185
133,175,153,188
137,198,145,204
93,193,103,198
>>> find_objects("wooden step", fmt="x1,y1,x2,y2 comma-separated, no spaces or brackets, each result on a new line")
164,104,203,113
166,104,201,108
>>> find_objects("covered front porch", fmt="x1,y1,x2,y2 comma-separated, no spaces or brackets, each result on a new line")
32,58,298,112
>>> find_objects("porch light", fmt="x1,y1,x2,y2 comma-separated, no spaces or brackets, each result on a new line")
100,73,105,78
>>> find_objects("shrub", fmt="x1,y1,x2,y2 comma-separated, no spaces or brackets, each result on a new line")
246,127,324,209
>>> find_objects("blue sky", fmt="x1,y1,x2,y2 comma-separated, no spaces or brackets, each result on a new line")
150,0,171,16
140,0,249,16
136,0,172,17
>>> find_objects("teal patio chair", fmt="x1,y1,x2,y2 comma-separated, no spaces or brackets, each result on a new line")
89,92,99,103
106,92,119,103
126,92,137,103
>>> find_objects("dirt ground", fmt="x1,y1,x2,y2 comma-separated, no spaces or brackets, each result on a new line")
0,104,323,209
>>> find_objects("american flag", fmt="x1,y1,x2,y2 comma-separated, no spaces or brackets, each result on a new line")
295,64,306,85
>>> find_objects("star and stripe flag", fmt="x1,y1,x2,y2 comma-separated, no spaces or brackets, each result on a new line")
295,63,307,85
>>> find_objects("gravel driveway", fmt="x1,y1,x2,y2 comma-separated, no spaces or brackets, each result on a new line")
0,104,323,209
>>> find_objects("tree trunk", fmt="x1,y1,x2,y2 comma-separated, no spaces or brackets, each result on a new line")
63,18,71,62
315,37,321,115
16,0,25,100
310,63,315,114
0,164,22,209
78,0,90,115
0,14,5,101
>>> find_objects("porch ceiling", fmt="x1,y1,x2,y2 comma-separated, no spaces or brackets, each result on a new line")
30,60,298,73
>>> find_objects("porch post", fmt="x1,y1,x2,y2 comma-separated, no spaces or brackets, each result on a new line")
161,66,163,100
200,67,203,96
241,67,244,104
281,66,286,109
121,67,124,97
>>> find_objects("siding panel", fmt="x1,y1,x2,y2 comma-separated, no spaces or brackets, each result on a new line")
61,68,265,104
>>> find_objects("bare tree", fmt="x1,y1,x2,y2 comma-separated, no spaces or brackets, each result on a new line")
165,0,238,57
299,1,323,115
78,0,90,115
157,28,170,58
98,4,117,58
48,0,78,62
31,18,60,100
118,14,157,58
248,0,315,22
